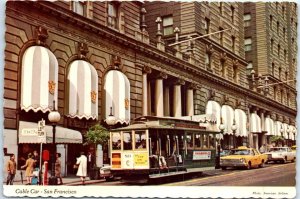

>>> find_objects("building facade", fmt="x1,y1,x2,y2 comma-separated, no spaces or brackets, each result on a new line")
3,1,297,179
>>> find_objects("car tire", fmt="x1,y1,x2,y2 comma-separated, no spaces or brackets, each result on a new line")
221,167,226,170
282,157,287,164
246,162,251,170
259,161,264,168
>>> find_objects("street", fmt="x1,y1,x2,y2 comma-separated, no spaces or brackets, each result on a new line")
85,162,295,186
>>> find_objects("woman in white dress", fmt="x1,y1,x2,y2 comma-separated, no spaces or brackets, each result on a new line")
76,152,87,185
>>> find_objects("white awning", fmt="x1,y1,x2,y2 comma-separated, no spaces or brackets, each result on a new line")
21,46,58,112
221,105,234,135
282,123,289,139
104,70,130,125
205,100,222,139
67,60,98,120
234,109,247,137
250,113,261,133
289,125,297,140
274,121,283,136
19,121,82,144
264,117,275,135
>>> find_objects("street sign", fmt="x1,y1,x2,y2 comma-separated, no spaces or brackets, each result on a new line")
37,119,46,143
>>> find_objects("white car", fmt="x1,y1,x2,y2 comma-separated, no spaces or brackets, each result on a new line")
99,165,114,181
265,147,296,163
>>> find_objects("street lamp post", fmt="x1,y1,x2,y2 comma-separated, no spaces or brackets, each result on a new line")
216,118,225,169
48,100,61,185
231,119,237,148
292,128,296,145
106,107,117,128
287,127,290,147
280,125,284,146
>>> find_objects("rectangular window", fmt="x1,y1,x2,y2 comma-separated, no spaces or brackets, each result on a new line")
73,1,85,16
112,132,121,150
246,62,253,76
134,131,147,150
219,27,224,45
232,36,235,52
245,38,252,51
244,14,251,27
186,133,193,149
231,6,235,22
123,131,132,150
195,134,202,149
163,16,173,36
204,18,210,34
108,3,118,29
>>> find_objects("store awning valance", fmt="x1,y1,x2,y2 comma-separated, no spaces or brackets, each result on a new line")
250,113,261,133
205,100,222,139
21,46,58,112
282,123,289,139
19,121,82,144
234,109,247,137
221,105,234,135
289,125,297,140
104,70,130,125
265,117,275,135
67,60,98,120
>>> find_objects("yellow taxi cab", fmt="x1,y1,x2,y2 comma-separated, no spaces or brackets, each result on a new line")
291,145,297,152
220,146,268,170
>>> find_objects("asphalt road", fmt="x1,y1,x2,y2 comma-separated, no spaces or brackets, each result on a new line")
86,162,296,186
164,162,296,186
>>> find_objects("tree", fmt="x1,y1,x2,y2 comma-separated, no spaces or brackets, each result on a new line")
84,124,109,148
270,135,284,146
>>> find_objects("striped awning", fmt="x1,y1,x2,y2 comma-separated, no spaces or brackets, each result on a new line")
250,113,261,133
221,105,234,135
234,109,247,137
67,60,98,120
19,121,82,144
274,121,283,136
264,117,275,135
289,125,297,140
21,46,58,112
104,70,130,125
205,100,222,139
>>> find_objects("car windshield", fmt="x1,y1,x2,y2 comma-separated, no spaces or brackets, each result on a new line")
269,148,286,152
229,149,250,155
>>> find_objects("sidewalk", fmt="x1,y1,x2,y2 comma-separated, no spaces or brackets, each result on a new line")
4,177,105,186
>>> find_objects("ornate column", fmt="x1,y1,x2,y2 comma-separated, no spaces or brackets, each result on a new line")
163,86,170,116
173,79,185,117
259,109,266,146
142,65,152,116
186,83,196,116
155,72,167,117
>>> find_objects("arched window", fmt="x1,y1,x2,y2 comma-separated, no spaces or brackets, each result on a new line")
67,60,98,120
21,46,58,112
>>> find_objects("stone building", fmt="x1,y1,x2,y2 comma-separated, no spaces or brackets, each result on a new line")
3,1,297,179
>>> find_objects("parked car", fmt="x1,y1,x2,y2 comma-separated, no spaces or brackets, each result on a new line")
99,165,114,181
264,147,296,163
220,149,230,157
220,146,268,170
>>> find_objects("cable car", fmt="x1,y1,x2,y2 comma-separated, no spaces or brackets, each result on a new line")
109,116,219,183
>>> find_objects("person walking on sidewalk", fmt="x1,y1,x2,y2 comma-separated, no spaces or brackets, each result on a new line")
6,154,16,185
87,151,95,178
76,152,87,185
21,153,35,185
55,153,63,185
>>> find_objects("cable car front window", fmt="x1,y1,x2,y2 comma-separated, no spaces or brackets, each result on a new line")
195,134,202,149
209,133,215,149
112,132,121,150
123,131,132,150
186,133,193,149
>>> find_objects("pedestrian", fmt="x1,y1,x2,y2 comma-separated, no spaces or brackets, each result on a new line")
55,153,63,185
32,150,41,185
6,154,17,185
21,153,35,185
87,151,95,177
76,152,87,185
